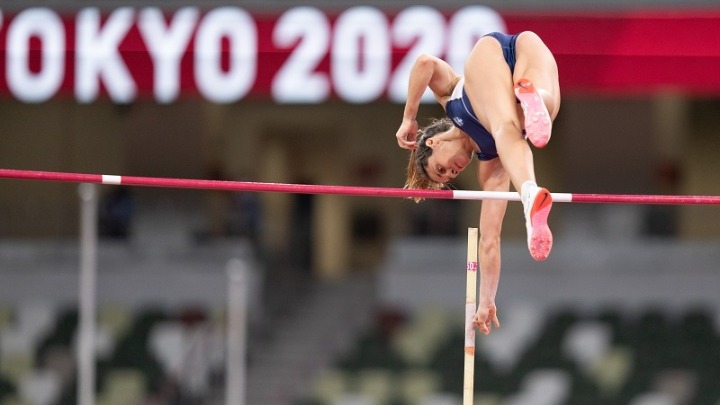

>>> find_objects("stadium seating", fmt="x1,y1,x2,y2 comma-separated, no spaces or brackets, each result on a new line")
1,294,719,405
297,304,720,405
0,303,225,405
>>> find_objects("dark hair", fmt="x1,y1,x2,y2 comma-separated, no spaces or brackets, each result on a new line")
404,117,455,201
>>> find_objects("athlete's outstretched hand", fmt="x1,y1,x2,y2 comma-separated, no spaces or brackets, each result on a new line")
395,118,419,150
474,303,500,335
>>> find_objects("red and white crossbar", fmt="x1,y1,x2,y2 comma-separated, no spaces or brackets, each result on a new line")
0,168,719,205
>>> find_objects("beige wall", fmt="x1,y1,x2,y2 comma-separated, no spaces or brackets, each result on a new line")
681,98,720,238
0,101,125,237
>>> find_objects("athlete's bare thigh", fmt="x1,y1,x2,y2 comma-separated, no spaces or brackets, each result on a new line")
463,36,521,137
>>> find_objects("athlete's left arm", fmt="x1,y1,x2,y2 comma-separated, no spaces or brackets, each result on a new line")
405,54,458,117
396,55,459,150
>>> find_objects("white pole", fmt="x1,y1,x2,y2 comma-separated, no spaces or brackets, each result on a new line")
78,183,98,405
226,259,248,405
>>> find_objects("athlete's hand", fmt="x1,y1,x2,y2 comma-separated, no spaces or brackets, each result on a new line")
474,303,500,335
395,118,419,150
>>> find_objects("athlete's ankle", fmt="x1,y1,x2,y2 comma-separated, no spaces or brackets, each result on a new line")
521,180,538,208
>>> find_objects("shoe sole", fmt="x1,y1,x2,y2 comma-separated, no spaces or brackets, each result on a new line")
515,79,552,149
528,188,553,261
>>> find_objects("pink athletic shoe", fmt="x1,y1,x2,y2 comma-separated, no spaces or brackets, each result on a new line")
524,187,553,261
515,78,552,148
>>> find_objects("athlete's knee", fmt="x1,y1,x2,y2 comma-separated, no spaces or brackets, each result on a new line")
480,233,501,254
490,119,524,142
518,31,546,49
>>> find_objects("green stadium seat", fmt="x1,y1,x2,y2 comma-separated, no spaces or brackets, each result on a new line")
96,368,147,405
356,368,396,405
311,368,349,405
396,369,441,405
17,369,61,405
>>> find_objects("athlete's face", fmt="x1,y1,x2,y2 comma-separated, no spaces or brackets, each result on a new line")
424,131,472,184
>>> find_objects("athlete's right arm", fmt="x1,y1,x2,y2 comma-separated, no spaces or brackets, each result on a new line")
473,158,509,335
396,54,459,150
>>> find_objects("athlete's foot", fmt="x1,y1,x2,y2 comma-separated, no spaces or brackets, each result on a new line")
515,78,552,148
524,187,553,261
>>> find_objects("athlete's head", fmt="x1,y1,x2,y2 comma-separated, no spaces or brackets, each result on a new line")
405,118,474,198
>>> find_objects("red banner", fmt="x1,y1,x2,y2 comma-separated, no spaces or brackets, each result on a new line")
0,6,718,103
505,9,720,95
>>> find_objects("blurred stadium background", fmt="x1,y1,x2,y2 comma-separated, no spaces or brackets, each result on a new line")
1,1,720,405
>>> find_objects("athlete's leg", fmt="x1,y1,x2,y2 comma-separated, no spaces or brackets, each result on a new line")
463,35,553,260
462,35,533,203
512,32,558,258
513,31,561,119
513,31,561,148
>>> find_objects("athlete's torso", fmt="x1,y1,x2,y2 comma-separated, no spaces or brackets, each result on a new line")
444,78,499,161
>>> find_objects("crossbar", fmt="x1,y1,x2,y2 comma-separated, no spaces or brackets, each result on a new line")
0,168,719,205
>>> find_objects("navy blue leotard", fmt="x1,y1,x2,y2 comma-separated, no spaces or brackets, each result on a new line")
444,32,520,161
